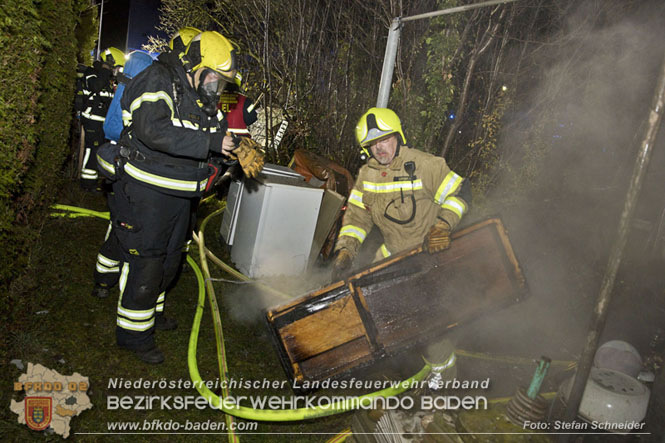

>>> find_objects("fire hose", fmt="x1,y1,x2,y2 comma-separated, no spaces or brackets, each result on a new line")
51,203,573,426
49,203,438,423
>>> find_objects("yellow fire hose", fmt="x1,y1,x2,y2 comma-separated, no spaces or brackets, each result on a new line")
51,202,571,441
190,207,434,422
50,203,435,437
50,203,109,219
190,205,291,301
455,350,576,369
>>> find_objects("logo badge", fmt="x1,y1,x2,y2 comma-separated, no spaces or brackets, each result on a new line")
25,397,52,431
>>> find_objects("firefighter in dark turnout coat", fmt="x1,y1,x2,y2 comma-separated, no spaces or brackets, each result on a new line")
91,30,199,300
113,31,241,363
79,47,125,190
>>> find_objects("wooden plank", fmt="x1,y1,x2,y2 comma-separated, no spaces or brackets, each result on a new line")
298,337,374,382
280,296,367,362
266,217,528,386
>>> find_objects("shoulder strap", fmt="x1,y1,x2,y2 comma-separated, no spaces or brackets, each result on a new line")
116,72,131,85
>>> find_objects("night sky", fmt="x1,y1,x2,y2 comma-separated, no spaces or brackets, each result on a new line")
98,0,167,53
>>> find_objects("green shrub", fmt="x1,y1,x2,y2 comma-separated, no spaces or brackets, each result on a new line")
0,0,94,291
0,0,45,285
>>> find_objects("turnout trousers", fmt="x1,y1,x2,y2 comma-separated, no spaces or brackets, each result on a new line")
94,219,122,288
113,180,192,350
94,183,168,312
94,183,122,289
80,120,106,189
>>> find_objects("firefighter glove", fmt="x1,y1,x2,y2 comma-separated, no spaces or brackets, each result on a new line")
230,137,265,178
424,220,451,253
332,248,354,281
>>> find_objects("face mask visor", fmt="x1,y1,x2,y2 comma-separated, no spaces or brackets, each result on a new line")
197,69,228,115
200,69,227,95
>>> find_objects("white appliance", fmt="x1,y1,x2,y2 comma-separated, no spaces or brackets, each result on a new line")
220,164,325,278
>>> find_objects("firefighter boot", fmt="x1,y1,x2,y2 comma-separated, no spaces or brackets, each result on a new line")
91,283,110,298
132,346,165,364
155,314,178,331
118,341,165,364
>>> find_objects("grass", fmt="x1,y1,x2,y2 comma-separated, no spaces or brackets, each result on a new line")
1,182,350,442
6,175,657,442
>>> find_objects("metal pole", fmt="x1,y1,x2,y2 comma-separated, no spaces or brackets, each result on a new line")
401,0,519,23
375,0,519,108
526,357,551,399
376,18,401,108
562,54,665,438
125,1,131,53
96,0,104,61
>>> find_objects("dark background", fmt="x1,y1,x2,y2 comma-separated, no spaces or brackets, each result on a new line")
98,0,167,52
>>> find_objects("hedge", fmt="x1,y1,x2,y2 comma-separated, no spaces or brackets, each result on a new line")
0,0,95,289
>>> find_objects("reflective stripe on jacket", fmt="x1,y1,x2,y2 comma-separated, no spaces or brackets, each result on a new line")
336,146,468,258
80,62,114,126
119,58,225,197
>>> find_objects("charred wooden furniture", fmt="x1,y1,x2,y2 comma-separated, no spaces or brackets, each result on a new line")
265,218,527,386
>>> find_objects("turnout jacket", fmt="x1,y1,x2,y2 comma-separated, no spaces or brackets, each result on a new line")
335,146,468,260
80,61,114,129
119,56,226,197
74,63,89,115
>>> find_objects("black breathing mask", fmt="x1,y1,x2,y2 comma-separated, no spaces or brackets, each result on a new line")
197,68,227,116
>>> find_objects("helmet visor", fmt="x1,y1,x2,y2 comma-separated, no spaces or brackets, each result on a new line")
358,113,396,146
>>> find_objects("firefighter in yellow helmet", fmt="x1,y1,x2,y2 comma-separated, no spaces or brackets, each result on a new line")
109,31,262,364
90,29,201,299
102,47,126,73
78,47,126,191
332,107,471,279
169,26,201,54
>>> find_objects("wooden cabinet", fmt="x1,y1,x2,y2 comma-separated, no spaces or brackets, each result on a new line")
266,218,528,387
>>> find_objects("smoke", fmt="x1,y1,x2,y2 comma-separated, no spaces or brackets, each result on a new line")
218,264,335,325
454,1,665,362
210,2,665,393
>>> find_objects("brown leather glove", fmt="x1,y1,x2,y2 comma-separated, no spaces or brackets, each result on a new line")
322,167,337,192
229,137,265,178
331,248,354,281
424,220,451,253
